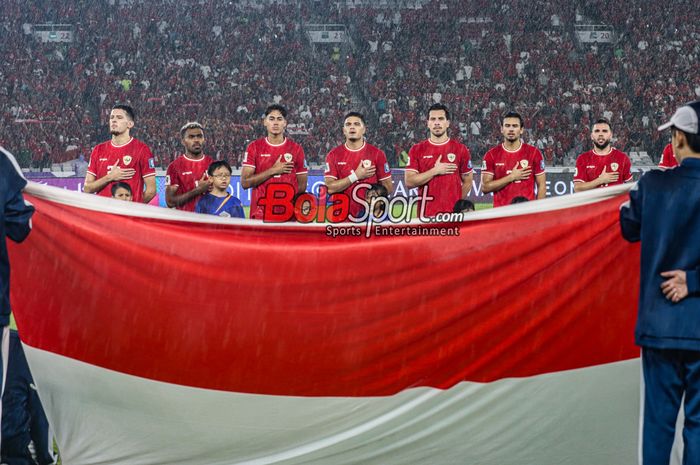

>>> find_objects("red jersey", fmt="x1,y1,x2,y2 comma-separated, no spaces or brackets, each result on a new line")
86,137,156,203
406,139,473,217
242,137,307,219
658,143,678,170
324,142,391,219
573,148,632,187
482,143,545,207
165,154,214,212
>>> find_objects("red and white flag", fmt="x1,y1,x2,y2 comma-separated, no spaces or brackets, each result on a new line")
10,182,642,464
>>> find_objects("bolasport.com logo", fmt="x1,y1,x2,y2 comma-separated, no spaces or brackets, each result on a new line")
257,183,462,238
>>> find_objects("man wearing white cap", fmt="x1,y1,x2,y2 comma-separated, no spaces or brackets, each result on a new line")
620,100,700,465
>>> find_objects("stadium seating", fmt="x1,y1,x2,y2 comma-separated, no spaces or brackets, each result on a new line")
1,0,697,170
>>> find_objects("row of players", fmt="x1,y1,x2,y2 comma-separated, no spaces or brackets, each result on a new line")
84,103,675,219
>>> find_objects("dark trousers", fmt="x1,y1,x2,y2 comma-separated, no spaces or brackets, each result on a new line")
1,329,54,465
642,347,700,465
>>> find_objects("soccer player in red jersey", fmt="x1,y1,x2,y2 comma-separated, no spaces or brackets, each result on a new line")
241,105,307,219
165,122,214,211
658,143,679,170
324,112,393,220
481,111,546,207
84,104,156,203
405,103,473,218
573,118,633,192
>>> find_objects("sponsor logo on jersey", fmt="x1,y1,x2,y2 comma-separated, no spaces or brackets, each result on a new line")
99,158,108,162
261,153,271,158
611,162,619,171
182,171,192,175
338,162,347,166
362,159,371,168
423,155,434,159
123,155,132,166
586,165,596,169
447,153,456,162
148,158,155,169
495,163,504,167
520,159,529,168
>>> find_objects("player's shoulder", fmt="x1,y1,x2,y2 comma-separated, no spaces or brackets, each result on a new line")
365,142,385,156
612,148,630,160
522,143,541,155
326,144,345,159
484,144,502,158
575,150,593,160
284,138,303,150
131,137,151,150
0,147,26,187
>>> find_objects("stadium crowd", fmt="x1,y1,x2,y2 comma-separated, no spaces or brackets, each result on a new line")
1,0,699,169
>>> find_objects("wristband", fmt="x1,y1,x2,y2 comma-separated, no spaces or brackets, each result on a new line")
348,171,359,183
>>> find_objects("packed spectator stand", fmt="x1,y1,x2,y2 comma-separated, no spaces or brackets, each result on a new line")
1,0,699,171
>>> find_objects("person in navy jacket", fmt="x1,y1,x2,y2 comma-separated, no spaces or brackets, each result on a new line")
620,100,700,465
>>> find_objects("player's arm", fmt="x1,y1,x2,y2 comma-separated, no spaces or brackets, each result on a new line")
574,166,619,192
461,171,473,198
142,176,156,204
325,161,376,194
296,173,308,193
482,162,531,193
405,155,456,188
83,162,135,194
380,177,394,195
165,173,212,208
240,156,293,189
535,172,546,200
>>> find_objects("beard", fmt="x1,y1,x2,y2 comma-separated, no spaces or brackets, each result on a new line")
593,140,611,151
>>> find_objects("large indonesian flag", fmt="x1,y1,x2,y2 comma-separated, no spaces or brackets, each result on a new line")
10,182,642,465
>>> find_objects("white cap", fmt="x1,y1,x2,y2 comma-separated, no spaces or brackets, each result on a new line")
658,101,700,134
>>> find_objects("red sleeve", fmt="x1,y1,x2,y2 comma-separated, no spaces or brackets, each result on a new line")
573,154,587,182
459,145,473,175
623,156,633,182
141,145,156,178
242,142,256,169
86,146,99,177
482,150,494,175
405,145,420,172
165,161,179,188
295,144,307,174
324,150,338,179
659,144,678,169
376,150,391,181
532,148,545,176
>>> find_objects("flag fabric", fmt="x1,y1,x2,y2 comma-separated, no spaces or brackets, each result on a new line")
10,182,643,464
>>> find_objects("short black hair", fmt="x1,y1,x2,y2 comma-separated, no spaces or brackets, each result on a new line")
428,103,450,121
453,199,475,213
265,104,287,118
672,127,700,153
111,181,132,196
502,111,523,127
344,111,366,125
592,118,612,131
180,121,204,138
112,104,136,122
207,160,232,176
368,183,389,197
511,196,529,204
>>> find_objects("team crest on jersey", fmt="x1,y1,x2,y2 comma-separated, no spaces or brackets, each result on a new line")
362,159,371,168
123,155,132,166
520,159,528,168
447,153,456,163
611,162,619,171
284,153,293,162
